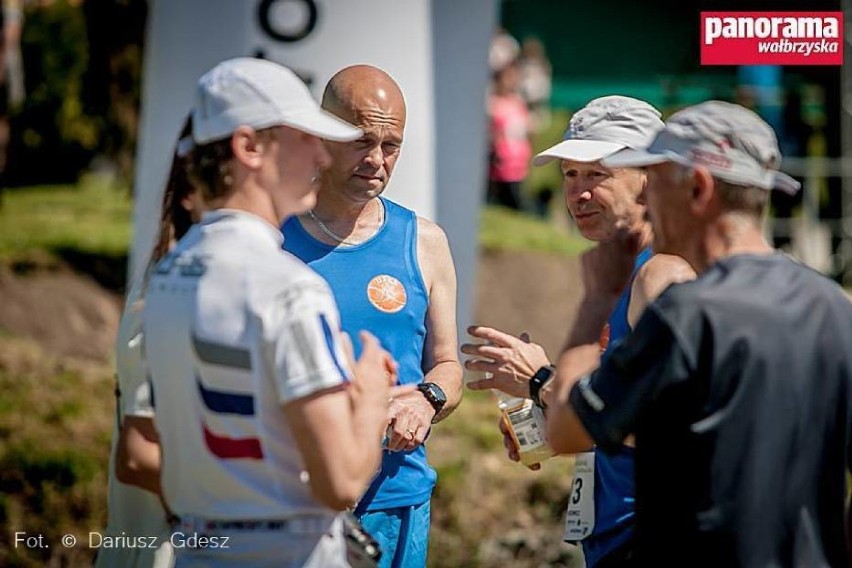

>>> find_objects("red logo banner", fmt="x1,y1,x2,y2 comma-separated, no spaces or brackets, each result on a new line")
700,12,844,66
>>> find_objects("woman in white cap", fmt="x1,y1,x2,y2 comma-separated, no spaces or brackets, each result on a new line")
135,58,408,567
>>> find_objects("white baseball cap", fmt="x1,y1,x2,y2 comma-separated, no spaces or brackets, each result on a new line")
602,101,800,194
533,95,664,166
191,57,362,145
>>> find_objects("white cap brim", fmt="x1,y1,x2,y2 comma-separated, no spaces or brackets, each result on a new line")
533,140,626,167
285,108,362,142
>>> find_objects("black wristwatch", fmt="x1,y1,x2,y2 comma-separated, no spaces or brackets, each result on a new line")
529,365,556,409
416,382,447,422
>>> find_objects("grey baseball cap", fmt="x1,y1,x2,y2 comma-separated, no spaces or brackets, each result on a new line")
603,100,800,194
533,95,664,166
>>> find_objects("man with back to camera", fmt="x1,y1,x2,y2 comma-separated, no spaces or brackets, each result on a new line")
282,64,463,568
463,96,694,567
538,100,852,567
141,57,412,567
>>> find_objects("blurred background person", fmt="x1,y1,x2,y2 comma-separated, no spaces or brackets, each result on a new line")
487,60,532,211
104,115,202,568
518,36,552,133
489,26,519,75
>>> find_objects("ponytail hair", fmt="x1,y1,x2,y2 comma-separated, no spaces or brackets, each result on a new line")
151,115,275,265
151,115,197,264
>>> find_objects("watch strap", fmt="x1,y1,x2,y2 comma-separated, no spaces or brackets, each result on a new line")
417,382,446,422
529,365,555,409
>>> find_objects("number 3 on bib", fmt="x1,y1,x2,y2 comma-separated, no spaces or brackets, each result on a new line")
563,451,595,542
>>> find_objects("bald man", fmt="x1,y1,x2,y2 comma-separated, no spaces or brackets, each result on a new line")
282,65,463,567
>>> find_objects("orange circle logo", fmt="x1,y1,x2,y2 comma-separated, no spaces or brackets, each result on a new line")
367,275,407,314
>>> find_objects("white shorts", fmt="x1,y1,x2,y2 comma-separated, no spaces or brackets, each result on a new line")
173,514,348,568
93,534,173,568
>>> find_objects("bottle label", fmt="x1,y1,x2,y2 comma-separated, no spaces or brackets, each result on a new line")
563,451,596,542
506,400,547,452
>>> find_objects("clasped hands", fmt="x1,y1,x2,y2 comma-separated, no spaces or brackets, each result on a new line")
343,331,428,452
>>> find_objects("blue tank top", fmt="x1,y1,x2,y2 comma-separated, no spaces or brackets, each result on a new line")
282,198,435,511
582,247,652,567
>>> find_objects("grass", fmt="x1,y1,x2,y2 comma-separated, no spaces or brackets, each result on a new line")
0,175,588,266
0,336,113,567
480,205,589,256
0,175,132,263
429,389,583,567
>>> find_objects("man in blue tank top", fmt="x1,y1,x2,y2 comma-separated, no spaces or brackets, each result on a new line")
282,65,463,568
463,96,693,567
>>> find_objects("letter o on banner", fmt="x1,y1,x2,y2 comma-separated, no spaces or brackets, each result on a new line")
258,0,318,43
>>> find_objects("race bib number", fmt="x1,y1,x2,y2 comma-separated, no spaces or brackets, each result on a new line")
563,451,595,542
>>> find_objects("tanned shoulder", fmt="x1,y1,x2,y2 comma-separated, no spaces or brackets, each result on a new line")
415,217,454,294
628,254,695,328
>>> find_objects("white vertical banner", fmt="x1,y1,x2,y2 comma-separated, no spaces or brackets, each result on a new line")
131,0,496,330
432,0,497,334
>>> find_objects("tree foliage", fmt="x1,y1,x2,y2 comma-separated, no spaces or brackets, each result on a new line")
8,0,146,187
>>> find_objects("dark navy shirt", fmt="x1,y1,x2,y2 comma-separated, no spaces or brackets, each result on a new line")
571,253,852,567
580,247,651,566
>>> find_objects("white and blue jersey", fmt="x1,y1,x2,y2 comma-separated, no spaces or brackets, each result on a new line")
98,275,173,568
143,209,353,521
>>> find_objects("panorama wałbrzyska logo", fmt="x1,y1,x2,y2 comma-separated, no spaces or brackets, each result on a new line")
701,12,843,65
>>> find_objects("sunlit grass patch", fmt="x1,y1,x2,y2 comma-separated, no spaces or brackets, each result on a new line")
0,336,113,567
0,175,131,262
479,205,589,256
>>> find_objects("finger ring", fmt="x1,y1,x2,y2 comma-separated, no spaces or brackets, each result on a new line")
406,428,416,440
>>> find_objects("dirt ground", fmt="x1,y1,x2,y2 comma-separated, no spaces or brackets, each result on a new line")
474,249,583,358
0,263,122,361
0,249,583,364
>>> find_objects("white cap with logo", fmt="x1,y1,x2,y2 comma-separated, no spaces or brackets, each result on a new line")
602,100,800,194
533,95,665,166
191,57,362,145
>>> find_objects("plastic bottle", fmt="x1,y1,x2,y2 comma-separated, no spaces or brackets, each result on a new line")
493,387,553,467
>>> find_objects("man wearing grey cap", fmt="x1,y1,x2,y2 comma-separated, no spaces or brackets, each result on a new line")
140,58,412,567
537,100,852,567
463,96,693,567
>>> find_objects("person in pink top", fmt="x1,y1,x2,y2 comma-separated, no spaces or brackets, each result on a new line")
487,60,532,210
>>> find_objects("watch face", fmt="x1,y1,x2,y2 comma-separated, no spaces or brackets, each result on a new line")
428,383,446,404
419,382,446,405
534,366,554,383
